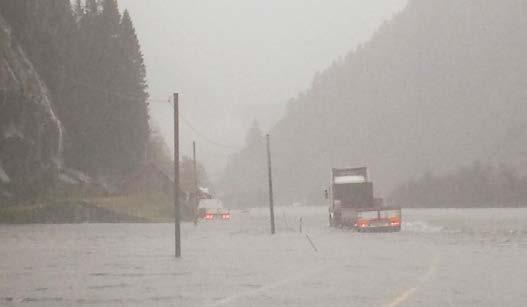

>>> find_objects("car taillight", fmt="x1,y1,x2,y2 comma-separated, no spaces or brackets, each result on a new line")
205,214,213,220
222,214,230,219
357,219,368,228
355,219,369,227
389,217,400,226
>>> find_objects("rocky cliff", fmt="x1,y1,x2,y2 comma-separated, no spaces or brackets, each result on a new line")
0,13,64,202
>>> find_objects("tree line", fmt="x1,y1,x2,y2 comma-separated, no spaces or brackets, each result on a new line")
0,0,150,183
220,120,269,208
389,162,527,208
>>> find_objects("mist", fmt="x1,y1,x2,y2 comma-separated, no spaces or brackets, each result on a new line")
118,0,407,178
2,1,527,306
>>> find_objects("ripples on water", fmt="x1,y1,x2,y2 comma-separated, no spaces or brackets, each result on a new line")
1,208,526,306
402,208,527,246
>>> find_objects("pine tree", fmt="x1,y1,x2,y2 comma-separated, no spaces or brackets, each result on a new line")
119,10,147,95
102,0,120,35
73,0,84,19
114,9,150,174
86,0,98,15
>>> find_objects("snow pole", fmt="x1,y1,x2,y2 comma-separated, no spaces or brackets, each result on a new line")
305,234,318,252
266,134,276,234
192,141,199,226
174,93,181,258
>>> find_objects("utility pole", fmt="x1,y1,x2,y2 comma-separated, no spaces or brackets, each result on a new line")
266,134,276,234
173,93,181,258
192,141,199,224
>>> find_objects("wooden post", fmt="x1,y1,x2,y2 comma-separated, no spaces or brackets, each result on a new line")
266,134,276,234
192,141,199,224
174,93,181,258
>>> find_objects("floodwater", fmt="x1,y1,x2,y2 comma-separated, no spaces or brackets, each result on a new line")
1,207,526,306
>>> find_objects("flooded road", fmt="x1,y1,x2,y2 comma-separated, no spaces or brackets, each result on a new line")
1,208,526,306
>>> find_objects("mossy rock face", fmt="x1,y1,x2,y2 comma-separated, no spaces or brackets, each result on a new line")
0,30,7,51
0,13,63,201
0,17,11,52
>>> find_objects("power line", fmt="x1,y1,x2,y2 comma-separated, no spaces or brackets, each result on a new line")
167,100,240,151
181,115,240,150
51,68,240,152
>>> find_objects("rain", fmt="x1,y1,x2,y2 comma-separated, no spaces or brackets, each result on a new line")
1,1,527,306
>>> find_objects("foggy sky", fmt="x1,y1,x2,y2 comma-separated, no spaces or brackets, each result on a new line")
118,0,407,179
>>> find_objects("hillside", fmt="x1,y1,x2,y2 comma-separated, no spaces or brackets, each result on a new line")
0,0,151,203
220,0,527,206
0,12,63,200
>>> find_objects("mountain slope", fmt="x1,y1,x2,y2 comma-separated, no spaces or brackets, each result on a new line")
220,0,527,206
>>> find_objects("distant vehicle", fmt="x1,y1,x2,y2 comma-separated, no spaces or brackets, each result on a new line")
198,198,231,221
326,167,401,232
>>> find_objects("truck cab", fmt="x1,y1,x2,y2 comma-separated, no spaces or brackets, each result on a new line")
327,167,401,232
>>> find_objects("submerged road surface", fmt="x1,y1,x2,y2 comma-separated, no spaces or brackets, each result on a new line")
1,207,526,306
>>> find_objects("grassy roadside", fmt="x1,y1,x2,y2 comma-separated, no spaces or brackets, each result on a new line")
0,193,175,224
92,193,175,223
0,199,147,224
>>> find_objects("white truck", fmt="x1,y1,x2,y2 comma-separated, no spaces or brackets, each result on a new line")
327,167,401,232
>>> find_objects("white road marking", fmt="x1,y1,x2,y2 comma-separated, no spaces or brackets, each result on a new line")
208,265,330,307
382,254,440,307
383,287,418,307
